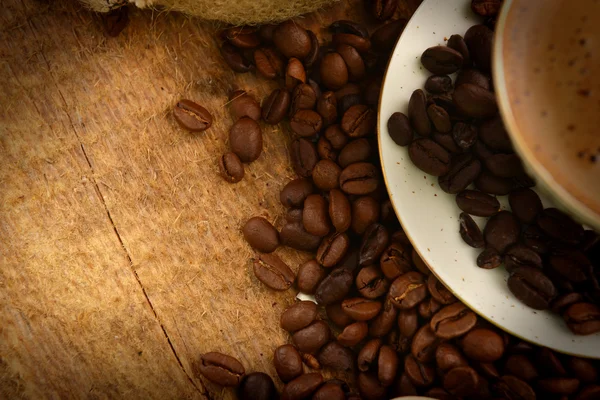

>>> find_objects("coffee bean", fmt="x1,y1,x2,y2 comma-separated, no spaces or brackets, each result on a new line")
280,178,314,208
262,88,291,124
440,154,481,194
289,84,317,116
312,383,345,400
221,26,260,49
508,266,556,309
290,138,318,178
411,249,431,275
317,341,355,372
338,138,372,168
280,222,322,251
338,94,363,118
371,19,407,52
339,162,379,195
317,92,338,127
356,265,389,299
290,109,323,137
358,372,388,400
433,132,461,154
461,328,504,362
336,45,364,81
281,373,323,400
359,223,389,266
320,52,349,90
472,139,495,160
504,354,539,382
408,138,451,176
485,153,524,178
372,0,398,20
452,122,478,149
484,211,520,253
567,357,598,383
315,267,353,305
317,137,337,161
197,352,245,386
292,321,330,354
220,43,253,72
427,274,457,305
317,232,350,267
303,30,320,68
379,242,412,280
427,104,452,133
280,301,318,332
242,217,279,253
551,292,584,314
456,190,500,217
326,302,354,328
404,354,436,387
411,324,440,363
428,94,459,118
453,83,498,118
369,298,398,337
297,260,326,294
459,212,485,248
173,99,213,132
475,169,513,195
219,152,245,183
421,46,464,74
350,196,379,235
254,47,284,79
536,347,567,376
447,34,471,67
238,372,277,400
464,24,493,71
329,20,368,37
504,244,543,272
387,112,413,146
389,271,428,309
408,89,432,136
471,0,502,16
537,208,584,245
338,321,369,346
332,33,372,53
564,302,600,335
329,189,351,233
425,75,453,94
323,126,347,152
253,253,295,290
477,247,502,269
303,194,331,237
479,115,512,151
358,338,382,372
342,297,382,321
444,366,480,397
395,373,418,397
436,342,469,371
312,160,341,191
398,308,419,338
285,58,307,90
538,377,581,395
273,20,311,59
228,90,262,121
493,375,536,400
376,345,398,387
286,209,304,225
430,302,477,339
420,299,440,320
341,105,376,138
230,117,263,162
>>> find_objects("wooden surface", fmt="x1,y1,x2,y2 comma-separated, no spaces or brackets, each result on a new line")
0,0,420,398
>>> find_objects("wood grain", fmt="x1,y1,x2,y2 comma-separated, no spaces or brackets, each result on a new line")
0,0,421,398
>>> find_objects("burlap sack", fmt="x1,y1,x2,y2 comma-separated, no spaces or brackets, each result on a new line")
80,0,339,25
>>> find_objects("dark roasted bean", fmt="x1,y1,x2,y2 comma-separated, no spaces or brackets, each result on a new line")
290,138,318,178
408,138,451,176
425,75,453,94
339,162,379,195
408,89,432,136
262,88,290,124
464,24,493,71
317,232,350,267
456,189,500,217
338,321,369,346
173,99,213,131
197,352,245,386
280,301,317,333
253,253,295,290
459,212,485,248
453,83,497,118
430,302,477,339
421,46,464,75
356,265,389,299
297,259,326,294
504,244,543,273
360,223,390,266
387,112,413,146
477,247,502,269
281,373,323,400
389,271,428,309
439,154,481,194
484,211,520,253
461,328,504,362
238,372,277,400
315,267,353,305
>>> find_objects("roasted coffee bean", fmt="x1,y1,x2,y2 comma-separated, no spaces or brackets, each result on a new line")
285,58,307,90
404,354,435,387
537,208,584,245
273,20,311,59
220,43,253,72
351,196,380,235
408,89,432,136
456,190,500,217
504,244,543,272
324,124,348,150
428,94,459,117
372,0,398,20
475,169,513,195
358,372,388,400
315,267,354,305
296,260,326,294
377,345,399,387
567,357,598,383
427,274,456,305
338,321,369,346
312,160,341,191
508,266,556,310
221,26,260,48
436,343,469,371
326,302,354,328
281,373,323,400
440,154,481,194
473,138,495,160
254,47,284,79
341,105,376,138
338,139,372,168
358,338,382,372
243,217,279,253
290,84,317,116
433,132,461,154
456,69,492,93
430,302,477,339
292,321,330,354
281,222,322,252
364,79,382,106
263,88,291,124
280,178,314,208
447,34,471,67
471,0,503,16
370,298,398,337
536,347,567,376
459,212,485,248
564,303,600,335
444,366,480,397
452,122,478,149
317,92,338,127
380,242,412,280
328,189,351,233
577,385,600,400
408,138,451,176
317,137,337,161
303,30,320,68
359,223,389,266
453,83,498,118
419,298,440,320
228,90,262,121
337,44,365,81
173,99,213,132
485,153,524,178
253,253,295,290
493,375,536,400
303,194,331,237
411,249,431,275
356,265,389,299
477,247,502,269
425,75,453,94
389,271,428,309
395,373,418,397
290,138,318,178
461,328,504,362
421,46,464,75
320,52,349,90
312,383,345,400
479,115,512,151
411,324,440,363
230,117,263,162
280,301,318,332
290,109,323,137
318,341,355,372
371,19,407,52
342,297,382,321
504,354,539,382
317,232,349,267
464,24,493,71
238,372,277,400
338,94,363,116
427,104,452,133
274,344,303,382
339,162,379,195
329,20,368,37
197,352,245,386
335,83,362,100
219,152,245,183
338,248,361,273
286,208,303,223
551,292,584,314
332,33,372,53
484,211,520,253
538,377,580,395
398,308,419,339
387,112,413,146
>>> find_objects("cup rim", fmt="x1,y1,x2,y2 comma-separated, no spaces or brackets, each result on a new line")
492,0,600,231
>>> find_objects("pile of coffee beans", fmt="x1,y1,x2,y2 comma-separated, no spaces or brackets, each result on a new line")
180,0,600,398
386,3,600,334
